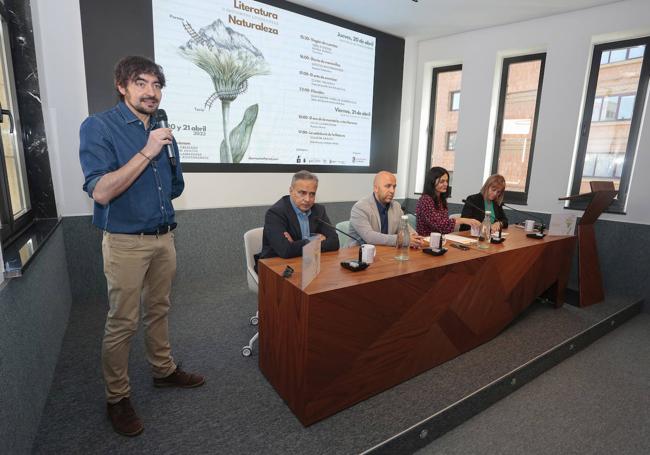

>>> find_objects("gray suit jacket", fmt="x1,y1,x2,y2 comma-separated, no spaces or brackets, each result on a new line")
348,195,410,247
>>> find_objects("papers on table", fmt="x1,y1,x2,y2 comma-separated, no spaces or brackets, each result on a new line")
444,234,478,245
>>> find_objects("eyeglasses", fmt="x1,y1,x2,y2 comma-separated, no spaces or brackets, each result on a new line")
282,265,294,278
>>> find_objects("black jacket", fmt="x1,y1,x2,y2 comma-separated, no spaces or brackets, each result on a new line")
459,193,509,231
258,195,340,261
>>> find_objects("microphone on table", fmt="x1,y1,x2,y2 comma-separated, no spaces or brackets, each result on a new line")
501,203,546,239
401,204,447,255
313,217,368,271
155,109,176,168
461,199,504,243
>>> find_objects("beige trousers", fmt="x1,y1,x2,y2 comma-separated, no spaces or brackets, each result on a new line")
101,231,178,403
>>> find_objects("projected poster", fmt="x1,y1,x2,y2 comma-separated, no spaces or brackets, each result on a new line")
152,0,376,165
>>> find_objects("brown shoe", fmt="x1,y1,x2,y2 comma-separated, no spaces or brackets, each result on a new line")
153,366,205,388
107,397,144,437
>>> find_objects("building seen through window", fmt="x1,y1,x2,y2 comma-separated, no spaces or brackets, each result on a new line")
446,131,457,151
426,65,462,183
491,53,546,203
576,42,647,195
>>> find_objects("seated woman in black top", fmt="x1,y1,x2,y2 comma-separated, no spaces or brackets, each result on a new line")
460,174,508,232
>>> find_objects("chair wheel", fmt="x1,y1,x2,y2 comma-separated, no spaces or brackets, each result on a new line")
242,346,252,357
250,316,259,326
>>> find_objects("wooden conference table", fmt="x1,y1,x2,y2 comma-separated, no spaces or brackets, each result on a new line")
257,228,575,426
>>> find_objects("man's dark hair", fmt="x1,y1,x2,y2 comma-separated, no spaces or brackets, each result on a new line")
114,56,166,99
422,166,449,209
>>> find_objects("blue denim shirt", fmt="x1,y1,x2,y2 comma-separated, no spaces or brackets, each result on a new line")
79,102,184,233
289,198,311,240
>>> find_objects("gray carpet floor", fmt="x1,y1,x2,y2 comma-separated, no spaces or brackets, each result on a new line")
32,273,644,454
417,312,650,455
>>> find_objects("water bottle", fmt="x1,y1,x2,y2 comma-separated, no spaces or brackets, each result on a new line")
478,211,491,250
395,215,410,261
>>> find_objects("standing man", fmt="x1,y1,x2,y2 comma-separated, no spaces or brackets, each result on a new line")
258,170,339,261
348,171,424,247
79,56,204,437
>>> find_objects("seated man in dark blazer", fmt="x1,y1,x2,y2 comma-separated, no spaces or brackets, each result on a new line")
258,170,339,264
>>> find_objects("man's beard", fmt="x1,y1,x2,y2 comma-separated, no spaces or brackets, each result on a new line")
135,97,159,114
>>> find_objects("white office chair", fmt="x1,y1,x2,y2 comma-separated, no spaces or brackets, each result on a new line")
242,227,263,357
335,220,353,248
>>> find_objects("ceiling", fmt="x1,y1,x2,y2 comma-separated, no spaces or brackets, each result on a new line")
287,0,625,39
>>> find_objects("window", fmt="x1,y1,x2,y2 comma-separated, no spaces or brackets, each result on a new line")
591,94,636,122
600,45,645,64
446,131,457,151
628,45,645,59
449,91,460,111
424,65,462,183
609,48,627,63
491,53,546,204
582,153,624,178
0,16,31,243
570,37,649,211
618,95,635,120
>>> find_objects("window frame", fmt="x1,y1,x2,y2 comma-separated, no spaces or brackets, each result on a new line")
0,13,33,244
569,36,650,213
422,64,462,192
491,52,546,205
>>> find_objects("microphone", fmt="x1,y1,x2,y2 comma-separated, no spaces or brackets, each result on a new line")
461,199,503,242
502,203,546,239
461,198,484,214
401,204,446,254
155,109,176,167
313,217,368,270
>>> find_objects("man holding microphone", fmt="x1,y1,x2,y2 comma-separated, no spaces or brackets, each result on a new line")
79,56,203,437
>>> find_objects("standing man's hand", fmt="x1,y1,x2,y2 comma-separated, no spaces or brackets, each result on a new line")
142,128,173,159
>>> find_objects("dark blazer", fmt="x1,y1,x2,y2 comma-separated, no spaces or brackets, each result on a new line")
258,195,340,261
459,193,509,231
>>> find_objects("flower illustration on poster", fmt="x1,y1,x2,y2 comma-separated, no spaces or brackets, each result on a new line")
178,18,269,163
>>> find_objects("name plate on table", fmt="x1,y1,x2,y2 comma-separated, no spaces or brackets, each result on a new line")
302,235,322,289
548,213,577,236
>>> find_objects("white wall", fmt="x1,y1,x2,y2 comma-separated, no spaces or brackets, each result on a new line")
31,0,650,222
31,0,89,218
405,0,650,224
31,0,410,216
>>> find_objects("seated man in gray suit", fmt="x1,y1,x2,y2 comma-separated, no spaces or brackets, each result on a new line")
349,171,424,247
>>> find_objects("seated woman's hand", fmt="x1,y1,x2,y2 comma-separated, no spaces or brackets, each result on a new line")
459,217,481,229
409,233,425,249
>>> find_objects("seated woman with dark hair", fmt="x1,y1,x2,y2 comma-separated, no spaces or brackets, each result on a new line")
460,174,509,232
416,166,480,236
